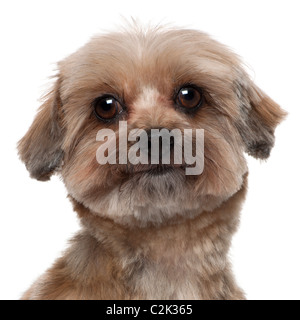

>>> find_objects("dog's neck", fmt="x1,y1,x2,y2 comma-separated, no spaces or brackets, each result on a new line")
70,177,247,286
67,177,247,299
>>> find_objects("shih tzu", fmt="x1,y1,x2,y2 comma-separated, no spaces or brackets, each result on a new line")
18,25,286,300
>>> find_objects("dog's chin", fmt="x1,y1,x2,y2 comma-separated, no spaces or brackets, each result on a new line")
72,164,232,228
117,164,188,202
122,164,187,196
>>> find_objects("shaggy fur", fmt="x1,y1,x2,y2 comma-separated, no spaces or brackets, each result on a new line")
18,25,286,300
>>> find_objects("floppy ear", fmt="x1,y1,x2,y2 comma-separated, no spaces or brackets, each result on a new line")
18,78,64,181
236,79,287,159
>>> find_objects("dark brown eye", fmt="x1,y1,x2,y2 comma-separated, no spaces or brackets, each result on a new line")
176,87,203,110
93,96,122,120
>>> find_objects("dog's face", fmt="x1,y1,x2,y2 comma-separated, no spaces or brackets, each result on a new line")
18,27,285,227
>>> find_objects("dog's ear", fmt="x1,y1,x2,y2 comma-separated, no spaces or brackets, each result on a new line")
18,78,64,181
236,77,287,159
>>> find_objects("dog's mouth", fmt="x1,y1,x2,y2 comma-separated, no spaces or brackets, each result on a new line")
126,164,186,176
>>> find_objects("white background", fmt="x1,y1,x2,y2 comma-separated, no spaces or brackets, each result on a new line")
0,0,299,300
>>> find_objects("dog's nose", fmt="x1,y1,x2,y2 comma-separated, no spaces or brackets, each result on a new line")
146,128,174,149
144,128,174,163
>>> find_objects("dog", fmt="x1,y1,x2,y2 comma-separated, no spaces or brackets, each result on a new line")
18,25,286,300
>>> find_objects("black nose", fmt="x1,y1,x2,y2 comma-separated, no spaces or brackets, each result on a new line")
144,128,175,164
146,128,175,151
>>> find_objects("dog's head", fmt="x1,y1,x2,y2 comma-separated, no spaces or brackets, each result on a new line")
18,26,286,227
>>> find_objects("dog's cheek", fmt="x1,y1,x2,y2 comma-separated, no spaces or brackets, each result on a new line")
192,117,248,198
61,138,121,209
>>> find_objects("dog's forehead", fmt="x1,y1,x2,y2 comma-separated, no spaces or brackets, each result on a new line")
60,29,240,102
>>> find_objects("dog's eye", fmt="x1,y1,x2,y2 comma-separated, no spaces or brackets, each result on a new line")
176,87,203,110
93,96,122,121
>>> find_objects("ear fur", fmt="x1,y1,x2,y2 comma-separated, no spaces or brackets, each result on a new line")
236,79,287,159
18,79,64,181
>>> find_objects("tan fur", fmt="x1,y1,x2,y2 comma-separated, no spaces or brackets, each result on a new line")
18,24,286,300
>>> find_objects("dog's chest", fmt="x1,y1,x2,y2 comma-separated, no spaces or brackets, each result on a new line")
130,247,207,300
134,266,201,299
